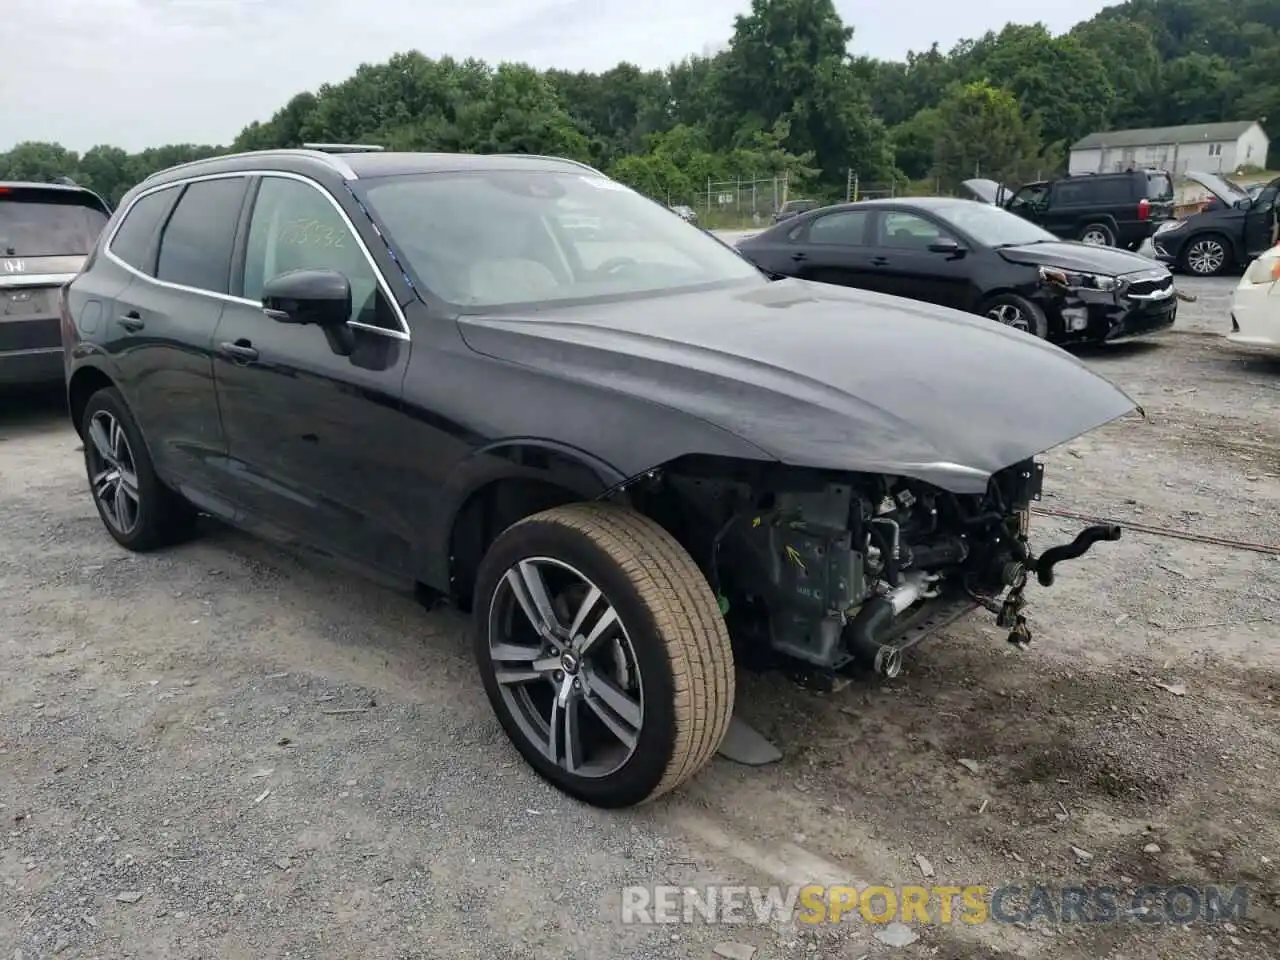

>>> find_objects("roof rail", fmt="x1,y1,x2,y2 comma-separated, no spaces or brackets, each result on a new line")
490,153,604,175
140,148,361,184
302,142,385,153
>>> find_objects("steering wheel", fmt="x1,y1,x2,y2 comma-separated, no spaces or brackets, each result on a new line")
592,256,638,278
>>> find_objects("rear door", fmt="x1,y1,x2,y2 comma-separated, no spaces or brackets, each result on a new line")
0,185,109,385
106,176,250,505
783,208,877,289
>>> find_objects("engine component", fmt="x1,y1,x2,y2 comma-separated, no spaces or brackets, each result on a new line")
843,570,941,677
1034,524,1122,586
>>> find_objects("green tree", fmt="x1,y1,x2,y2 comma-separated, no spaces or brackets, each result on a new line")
932,81,1046,189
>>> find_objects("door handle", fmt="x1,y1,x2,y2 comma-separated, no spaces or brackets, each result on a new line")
118,311,145,332
870,256,890,266
218,340,259,363
791,251,808,261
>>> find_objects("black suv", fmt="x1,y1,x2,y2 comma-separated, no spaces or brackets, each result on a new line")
61,147,1132,809
964,169,1174,250
1,180,110,387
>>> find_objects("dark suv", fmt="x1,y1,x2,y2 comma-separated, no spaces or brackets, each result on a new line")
772,198,819,222
61,147,1132,809
963,169,1174,250
1,181,110,387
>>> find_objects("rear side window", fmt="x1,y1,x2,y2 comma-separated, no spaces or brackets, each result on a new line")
108,187,181,274
808,210,869,245
0,187,110,257
156,177,249,294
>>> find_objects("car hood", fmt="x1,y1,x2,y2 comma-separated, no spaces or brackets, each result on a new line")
454,280,1138,494
996,240,1161,275
1185,170,1250,206
960,179,1013,205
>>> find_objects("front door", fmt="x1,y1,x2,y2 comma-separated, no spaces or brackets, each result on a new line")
865,210,976,310
1244,178,1280,257
210,173,418,576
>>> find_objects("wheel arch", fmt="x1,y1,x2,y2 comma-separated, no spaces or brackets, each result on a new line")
1074,214,1119,237
439,440,634,609
67,364,118,439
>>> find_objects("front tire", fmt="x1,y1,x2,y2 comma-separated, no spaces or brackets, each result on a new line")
978,293,1049,339
472,503,735,808
81,387,198,551
1180,234,1232,276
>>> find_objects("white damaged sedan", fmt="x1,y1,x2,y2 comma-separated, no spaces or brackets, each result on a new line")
1228,244,1280,354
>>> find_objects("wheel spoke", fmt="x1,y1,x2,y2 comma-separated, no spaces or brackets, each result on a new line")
574,605,619,657
490,642,557,685
111,479,131,531
581,666,642,748
505,562,560,640
88,417,115,464
566,584,602,639
561,695,584,772
91,468,116,499
117,466,140,505
494,666,544,685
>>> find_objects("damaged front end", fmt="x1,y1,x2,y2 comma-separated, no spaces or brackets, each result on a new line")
627,455,1120,683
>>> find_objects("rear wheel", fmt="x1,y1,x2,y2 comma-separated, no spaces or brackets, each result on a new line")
1181,234,1231,276
81,387,198,551
978,293,1049,339
1078,222,1115,246
472,503,735,808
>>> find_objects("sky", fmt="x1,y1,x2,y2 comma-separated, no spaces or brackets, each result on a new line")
2,0,1117,153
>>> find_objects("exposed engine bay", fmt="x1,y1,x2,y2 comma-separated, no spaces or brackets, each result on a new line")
629,456,1121,680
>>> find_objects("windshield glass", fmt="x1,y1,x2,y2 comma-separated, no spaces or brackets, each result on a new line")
358,170,762,309
932,200,1058,247
0,191,109,257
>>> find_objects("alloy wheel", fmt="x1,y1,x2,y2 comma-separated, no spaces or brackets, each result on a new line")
1187,239,1225,275
1080,228,1110,246
987,303,1030,332
87,411,141,536
487,557,644,778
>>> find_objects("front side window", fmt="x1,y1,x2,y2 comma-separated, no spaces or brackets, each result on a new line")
156,177,248,293
880,212,952,249
929,200,1057,247
242,176,387,328
357,170,762,310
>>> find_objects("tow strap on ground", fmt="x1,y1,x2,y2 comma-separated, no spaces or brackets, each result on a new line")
1033,505,1280,557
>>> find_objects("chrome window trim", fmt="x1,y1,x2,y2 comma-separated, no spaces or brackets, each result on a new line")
0,272,79,289
102,169,410,341
140,149,360,185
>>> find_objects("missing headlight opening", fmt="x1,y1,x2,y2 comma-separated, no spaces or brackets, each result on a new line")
621,456,1121,685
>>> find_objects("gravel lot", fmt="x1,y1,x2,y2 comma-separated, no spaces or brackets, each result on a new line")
3,272,1279,960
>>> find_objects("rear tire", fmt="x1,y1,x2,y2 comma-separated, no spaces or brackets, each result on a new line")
472,503,735,808
978,293,1049,339
1078,222,1115,246
81,387,198,551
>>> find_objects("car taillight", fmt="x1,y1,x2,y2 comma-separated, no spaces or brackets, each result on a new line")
1137,198,1150,221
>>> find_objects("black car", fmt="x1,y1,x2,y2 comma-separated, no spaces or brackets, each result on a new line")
735,197,1178,344
1,180,110,388
772,198,818,222
963,169,1174,251
62,147,1132,808
1151,171,1279,277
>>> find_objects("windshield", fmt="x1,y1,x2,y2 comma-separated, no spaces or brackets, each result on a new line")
933,200,1058,247
0,190,109,257
358,170,762,309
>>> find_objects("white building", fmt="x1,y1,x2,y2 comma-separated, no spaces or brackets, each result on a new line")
1068,121,1270,176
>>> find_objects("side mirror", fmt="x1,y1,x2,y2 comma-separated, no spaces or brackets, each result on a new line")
928,238,965,255
262,268,351,327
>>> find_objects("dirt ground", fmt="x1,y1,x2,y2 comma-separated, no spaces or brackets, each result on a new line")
2,273,1279,959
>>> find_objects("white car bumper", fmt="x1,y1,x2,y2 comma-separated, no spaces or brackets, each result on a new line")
1227,248,1280,353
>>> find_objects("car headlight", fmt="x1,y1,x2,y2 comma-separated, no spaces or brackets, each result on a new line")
1039,266,1120,292
1243,252,1280,285
1154,220,1185,236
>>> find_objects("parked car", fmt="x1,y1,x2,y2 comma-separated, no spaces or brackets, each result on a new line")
1226,242,1280,354
772,198,819,223
0,180,110,388
1151,171,1280,276
669,204,697,224
735,196,1178,345
962,169,1174,250
62,148,1132,809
